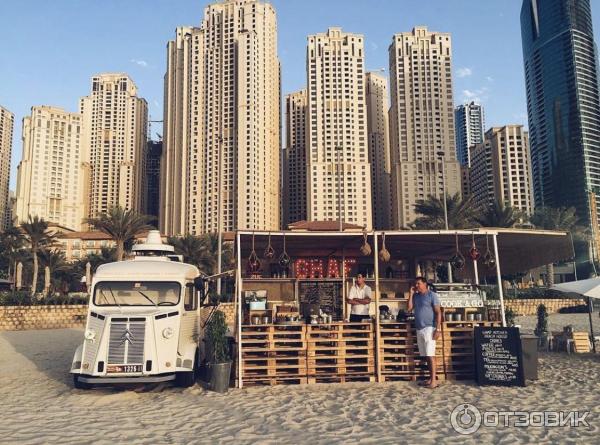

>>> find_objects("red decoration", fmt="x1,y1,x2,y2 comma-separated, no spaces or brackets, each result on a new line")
294,258,357,279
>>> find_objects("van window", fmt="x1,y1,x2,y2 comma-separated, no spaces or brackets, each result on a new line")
184,284,196,311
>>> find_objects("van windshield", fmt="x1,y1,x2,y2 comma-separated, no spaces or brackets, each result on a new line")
93,281,181,307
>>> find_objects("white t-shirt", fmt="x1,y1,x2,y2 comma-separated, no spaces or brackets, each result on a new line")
349,284,372,315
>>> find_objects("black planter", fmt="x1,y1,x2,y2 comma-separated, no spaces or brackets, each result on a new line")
208,361,232,393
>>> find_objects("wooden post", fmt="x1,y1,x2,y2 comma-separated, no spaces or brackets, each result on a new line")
473,259,480,285
374,232,382,383
492,233,507,327
236,231,243,388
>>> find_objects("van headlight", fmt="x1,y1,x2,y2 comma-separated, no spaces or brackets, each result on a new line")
162,327,174,339
84,329,96,341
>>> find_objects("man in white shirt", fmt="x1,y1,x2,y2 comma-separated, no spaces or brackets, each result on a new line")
346,273,372,322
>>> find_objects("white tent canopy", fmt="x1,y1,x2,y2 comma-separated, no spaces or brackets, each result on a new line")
552,278,600,299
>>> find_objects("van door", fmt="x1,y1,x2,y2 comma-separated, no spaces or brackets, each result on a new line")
178,283,198,361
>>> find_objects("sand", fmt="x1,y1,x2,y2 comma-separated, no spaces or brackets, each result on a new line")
1,314,600,444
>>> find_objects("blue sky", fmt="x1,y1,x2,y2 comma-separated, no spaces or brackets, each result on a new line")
2,0,600,190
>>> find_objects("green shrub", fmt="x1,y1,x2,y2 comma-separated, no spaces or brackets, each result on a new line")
205,310,230,363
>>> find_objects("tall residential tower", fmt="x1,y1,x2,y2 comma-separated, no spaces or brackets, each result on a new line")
0,106,13,230
388,27,461,228
454,102,485,167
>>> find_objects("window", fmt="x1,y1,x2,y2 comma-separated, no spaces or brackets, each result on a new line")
184,284,197,311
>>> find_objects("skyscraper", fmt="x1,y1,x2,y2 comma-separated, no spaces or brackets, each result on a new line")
0,105,13,231
146,140,162,222
306,28,372,229
283,89,308,226
469,125,534,215
15,106,89,230
521,0,600,226
80,73,148,219
454,102,485,167
366,71,391,229
161,0,281,236
388,27,461,229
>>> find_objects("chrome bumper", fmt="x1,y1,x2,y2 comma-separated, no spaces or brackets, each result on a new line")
76,374,176,384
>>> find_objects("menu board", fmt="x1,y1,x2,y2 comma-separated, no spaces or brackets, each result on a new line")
474,327,525,387
299,281,342,319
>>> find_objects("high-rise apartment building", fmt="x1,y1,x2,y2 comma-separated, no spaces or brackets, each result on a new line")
146,140,162,221
469,125,534,215
80,73,148,219
366,72,391,229
306,28,372,229
161,0,280,236
388,27,461,229
521,0,600,226
0,106,14,231
455,102,485,167
15,106,89,230
283,89,308,226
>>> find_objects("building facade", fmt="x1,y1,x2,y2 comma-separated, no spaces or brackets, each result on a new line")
283,89,308,226
306,28,372,229
146,140,162,221
161,0,281,236
0,106,14,231
15,106,89,230
388,27,462,229
521,0,600,226
469,125,534,215
80,73,148,219
454,102,485,167
366,72,391,229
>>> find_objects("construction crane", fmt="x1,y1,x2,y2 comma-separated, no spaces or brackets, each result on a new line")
148,117,163,141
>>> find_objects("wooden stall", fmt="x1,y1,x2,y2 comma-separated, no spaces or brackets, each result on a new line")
234,228,573,387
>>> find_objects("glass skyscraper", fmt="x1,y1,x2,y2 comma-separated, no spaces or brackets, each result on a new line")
521,0,600,227
455,102,485,167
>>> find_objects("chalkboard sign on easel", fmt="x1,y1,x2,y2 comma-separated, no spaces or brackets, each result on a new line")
474,326,525,387
299,281,342,320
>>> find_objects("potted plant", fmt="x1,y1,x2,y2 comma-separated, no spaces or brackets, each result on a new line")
534,304,549,350
505,308,516,327
205,310,232,393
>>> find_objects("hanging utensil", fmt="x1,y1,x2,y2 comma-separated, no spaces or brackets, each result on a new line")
264,232,275,259
247,232,261,273
483,234,496,268
469,232,480,261
378,232,391,262
449,232,466,270
278,232,291,268
360,229,372,256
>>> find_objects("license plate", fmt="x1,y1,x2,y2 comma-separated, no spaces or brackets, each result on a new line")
107,364,143,373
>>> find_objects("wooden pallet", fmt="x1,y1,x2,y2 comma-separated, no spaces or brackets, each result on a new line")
572,332,591,353
307,374,376,384
242,376,309,386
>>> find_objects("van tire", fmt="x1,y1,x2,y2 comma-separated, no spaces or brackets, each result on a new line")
73,375,92,390
175,371,195,388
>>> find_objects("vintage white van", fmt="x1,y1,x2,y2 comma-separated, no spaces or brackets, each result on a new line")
70,231,206,388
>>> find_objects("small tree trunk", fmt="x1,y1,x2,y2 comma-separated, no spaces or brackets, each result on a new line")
31,250,38,296
116,241,124,261
545,263,555,287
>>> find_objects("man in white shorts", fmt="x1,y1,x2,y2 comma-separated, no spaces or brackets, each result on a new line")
408,277,442,388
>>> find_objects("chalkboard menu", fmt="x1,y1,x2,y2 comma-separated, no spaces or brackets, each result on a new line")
299,281,343,319
474,327,525,387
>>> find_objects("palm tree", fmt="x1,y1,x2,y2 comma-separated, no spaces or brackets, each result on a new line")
0,226,25,282
20,216,55,295
82,246,118,273
530,206,579,286
38,249,70,294
86,207,155,261
168,233,233,275
413,193,478,229
475,201,528,228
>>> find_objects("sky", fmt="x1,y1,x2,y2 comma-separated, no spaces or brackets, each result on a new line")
2,0,600,191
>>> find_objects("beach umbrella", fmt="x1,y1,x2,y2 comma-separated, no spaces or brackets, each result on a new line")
44,266,50,294
552,277,600,353
16,262,22,290
85,262,92,289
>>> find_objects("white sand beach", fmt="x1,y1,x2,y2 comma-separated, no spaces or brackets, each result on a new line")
1,314,599,445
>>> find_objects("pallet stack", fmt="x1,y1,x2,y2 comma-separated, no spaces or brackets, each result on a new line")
240,324,307,386
305,322,376,384
378,322,443,382
441,321,500,380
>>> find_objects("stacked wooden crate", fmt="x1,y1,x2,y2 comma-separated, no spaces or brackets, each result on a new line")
240,324,307,386
378,322,443,382
305,322,376,383
441,321,500,380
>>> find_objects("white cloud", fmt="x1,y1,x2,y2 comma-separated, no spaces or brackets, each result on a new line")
486,76,494,83
456,67,473,78
370,42,379,51
130,59,148,68
462,86,489,103
153,100,160,109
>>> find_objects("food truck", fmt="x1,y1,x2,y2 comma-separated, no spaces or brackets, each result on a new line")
71,231,207,389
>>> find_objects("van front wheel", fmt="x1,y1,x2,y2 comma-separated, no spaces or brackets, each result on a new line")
175,371,195,388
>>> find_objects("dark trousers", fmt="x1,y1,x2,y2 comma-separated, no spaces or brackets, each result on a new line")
350,314,370,322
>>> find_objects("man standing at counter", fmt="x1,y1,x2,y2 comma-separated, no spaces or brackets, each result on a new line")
347,273,372,322
408,277,442,389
